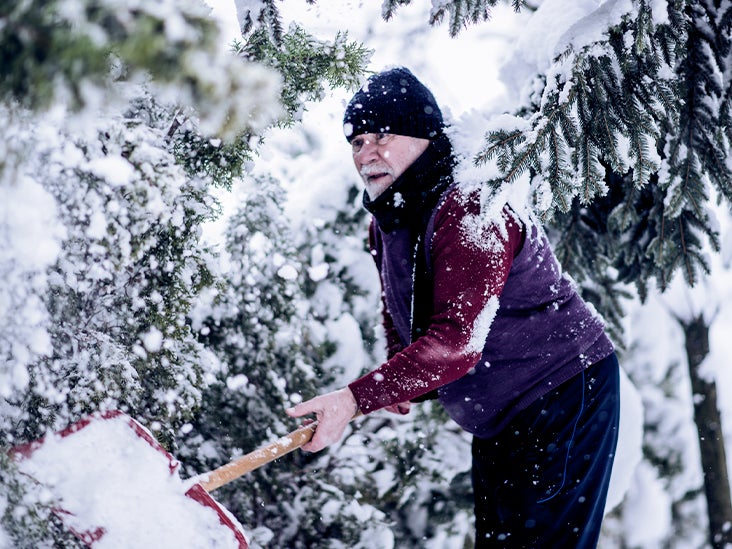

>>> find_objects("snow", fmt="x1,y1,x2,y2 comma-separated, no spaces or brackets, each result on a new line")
2,0,730,546
507,0,632,81
14,414,246,548
621,461,672,547
0,172,64,397
142,327,165,353
606,368,644,512
466,295,499,355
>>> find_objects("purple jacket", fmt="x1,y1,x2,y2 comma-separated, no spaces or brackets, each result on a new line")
348,144,613,438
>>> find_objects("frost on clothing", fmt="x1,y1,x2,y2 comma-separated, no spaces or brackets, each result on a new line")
348,184,614,438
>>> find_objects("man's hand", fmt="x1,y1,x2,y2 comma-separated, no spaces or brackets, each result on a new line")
383,402,411,415
286,388,359,452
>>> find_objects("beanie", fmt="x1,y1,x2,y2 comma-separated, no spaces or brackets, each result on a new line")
343,67,444,142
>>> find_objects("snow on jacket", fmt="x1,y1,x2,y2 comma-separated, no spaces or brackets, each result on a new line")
347,134,614,438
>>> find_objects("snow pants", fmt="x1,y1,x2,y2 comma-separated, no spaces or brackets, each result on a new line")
471,352,620,548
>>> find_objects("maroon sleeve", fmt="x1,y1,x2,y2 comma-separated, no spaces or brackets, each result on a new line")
350,197,524,414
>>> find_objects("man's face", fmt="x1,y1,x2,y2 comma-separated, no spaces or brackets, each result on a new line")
351,133,430,200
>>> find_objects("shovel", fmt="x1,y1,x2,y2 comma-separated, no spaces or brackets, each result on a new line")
11,410,327,548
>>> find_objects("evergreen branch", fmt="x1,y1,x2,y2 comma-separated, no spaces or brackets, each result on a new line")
475,130,524,165
428,0,497,37
599,108,624,173
547,125,570,211
382,0,412,21
504,138,541,184
579,138,604,204
240,26,370,127
619,184,638,232
681,160,704,220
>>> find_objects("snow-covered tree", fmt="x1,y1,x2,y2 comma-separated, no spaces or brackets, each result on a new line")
0,0,369,545
4,0,731,546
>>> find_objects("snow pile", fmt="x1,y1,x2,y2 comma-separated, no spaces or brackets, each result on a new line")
15,414,246,548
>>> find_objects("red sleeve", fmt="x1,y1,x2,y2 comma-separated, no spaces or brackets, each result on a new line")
350,197,524,414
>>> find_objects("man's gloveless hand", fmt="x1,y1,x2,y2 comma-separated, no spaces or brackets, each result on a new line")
286,388,359,452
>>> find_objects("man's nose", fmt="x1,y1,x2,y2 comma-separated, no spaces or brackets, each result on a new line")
355,138,380,161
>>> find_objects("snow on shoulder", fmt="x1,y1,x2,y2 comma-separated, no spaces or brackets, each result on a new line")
14,412,247,548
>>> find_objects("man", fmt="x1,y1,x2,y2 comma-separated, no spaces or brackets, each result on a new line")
287,67,620,548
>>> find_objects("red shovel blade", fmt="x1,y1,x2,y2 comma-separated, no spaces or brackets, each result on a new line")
12,410,248,549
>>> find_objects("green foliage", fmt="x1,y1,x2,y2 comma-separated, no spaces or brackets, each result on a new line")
362,404,474,547
0,0,283,140
168,15,372,185
0,0,374,544
175,175,377,547
471,0,732,332
0,0,225,108
235,0,286,43
1,98,222,448
171,125,255,191
0,1,111,111
239,24,372,126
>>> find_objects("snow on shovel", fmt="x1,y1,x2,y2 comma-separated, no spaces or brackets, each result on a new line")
11,410,320,548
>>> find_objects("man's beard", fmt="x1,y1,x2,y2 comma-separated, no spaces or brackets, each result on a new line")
360,164,395,200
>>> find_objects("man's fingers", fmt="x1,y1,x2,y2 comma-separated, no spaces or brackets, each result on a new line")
384,402,411,415
301,425,334,452
285,388,359,452
286,401,316,419
301,437,324,453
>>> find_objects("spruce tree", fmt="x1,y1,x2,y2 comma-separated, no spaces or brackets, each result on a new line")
469,3,732,545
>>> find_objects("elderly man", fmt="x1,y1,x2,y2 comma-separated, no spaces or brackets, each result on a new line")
287,67,620,548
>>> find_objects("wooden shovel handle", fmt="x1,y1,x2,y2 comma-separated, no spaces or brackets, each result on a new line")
198,422,318,492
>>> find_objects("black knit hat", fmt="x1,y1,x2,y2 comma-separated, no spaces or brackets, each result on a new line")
343,67,444,142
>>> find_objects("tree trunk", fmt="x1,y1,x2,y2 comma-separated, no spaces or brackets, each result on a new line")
682,314,732,549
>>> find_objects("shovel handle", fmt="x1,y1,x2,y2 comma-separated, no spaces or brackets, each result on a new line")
198,421,318,492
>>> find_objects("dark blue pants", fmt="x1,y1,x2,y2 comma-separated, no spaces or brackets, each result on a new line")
472,353,620,548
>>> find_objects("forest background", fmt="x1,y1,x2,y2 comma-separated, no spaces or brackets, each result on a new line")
1,0,732,548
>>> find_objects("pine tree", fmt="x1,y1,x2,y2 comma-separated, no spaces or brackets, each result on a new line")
176,173,397,548
465,0,732,314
